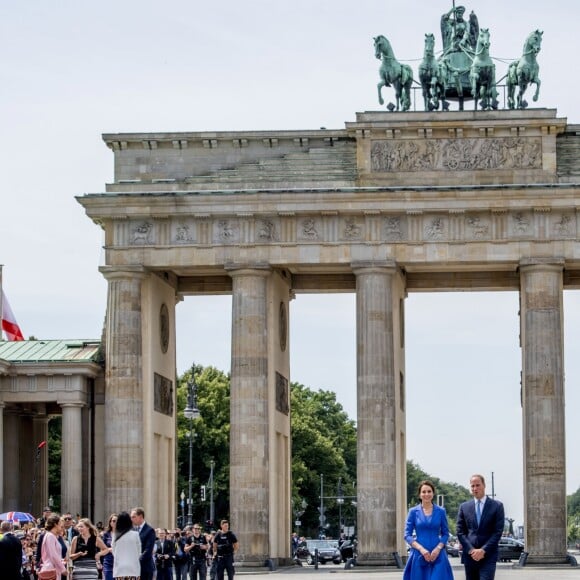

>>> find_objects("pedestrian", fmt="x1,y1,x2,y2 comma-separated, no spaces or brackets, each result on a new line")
403,479,454,580
100,514,117,580
173,529,189,580
37,515,68,579
0,520,24,580
457,473,505,580
130,507,156,580
70,518,108,579
187,523,208,580
154,528,175,580
112,511,141,580
213,520,238,580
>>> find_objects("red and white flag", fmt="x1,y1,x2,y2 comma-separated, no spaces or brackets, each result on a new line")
1,290,25,341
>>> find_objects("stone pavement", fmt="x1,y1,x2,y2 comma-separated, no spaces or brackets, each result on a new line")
237,560,579,580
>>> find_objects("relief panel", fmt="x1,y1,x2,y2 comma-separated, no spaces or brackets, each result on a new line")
370,137,542,172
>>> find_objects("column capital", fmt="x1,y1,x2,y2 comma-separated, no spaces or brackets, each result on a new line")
351,260,398,275
99,265,148,281
225,262,271,277
59,401,87,409
519,257,565,272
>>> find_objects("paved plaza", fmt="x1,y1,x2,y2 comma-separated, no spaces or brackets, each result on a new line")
237,559,580,580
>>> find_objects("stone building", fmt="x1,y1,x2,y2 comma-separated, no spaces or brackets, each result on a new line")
2,108,579,566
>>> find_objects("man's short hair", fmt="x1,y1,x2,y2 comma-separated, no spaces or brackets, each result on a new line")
132,507,145,518
0,521,13,532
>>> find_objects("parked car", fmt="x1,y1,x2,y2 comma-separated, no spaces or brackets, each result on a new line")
339,539,357,562
498,537,525,561
302,539,342,565
446,541,460,557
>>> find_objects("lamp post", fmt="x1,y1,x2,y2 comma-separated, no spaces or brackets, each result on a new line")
337,477,344,536
183,364,200,527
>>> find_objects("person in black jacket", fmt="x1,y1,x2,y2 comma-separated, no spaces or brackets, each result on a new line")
213,520,238,580
154,528,176,580
0,521,24,580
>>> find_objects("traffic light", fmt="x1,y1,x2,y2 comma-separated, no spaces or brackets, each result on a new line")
201,485,206,501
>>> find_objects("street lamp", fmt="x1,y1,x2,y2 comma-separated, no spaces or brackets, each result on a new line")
337,477,344,536
183,364,200,527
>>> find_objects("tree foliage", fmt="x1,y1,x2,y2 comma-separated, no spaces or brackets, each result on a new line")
290,382,357,537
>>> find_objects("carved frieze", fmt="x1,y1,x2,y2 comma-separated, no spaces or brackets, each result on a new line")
115,207,578,249
131,221,153,245
370,137,542,172
299,218,319,241
214,219,239,243
257,218,278,242
342,217,363,240
174,222,195,243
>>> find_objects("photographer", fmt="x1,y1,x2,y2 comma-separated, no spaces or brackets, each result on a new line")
154,529,175,580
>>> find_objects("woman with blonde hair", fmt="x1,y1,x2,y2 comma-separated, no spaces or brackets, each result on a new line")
70,518,108,579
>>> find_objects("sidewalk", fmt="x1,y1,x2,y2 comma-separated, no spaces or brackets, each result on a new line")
237,560,579,580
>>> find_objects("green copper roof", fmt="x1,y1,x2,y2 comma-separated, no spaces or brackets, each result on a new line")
0,339,101,363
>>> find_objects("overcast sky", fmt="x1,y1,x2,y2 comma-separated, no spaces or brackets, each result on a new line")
2,0,579,527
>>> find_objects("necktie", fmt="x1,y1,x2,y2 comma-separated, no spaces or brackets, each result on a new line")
476,500,482,525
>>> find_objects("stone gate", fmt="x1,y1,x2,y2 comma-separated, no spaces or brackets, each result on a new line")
78,108,580,566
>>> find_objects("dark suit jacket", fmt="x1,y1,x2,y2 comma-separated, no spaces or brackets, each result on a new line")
0,532,24,580
139,522,157,573
456,496,505,563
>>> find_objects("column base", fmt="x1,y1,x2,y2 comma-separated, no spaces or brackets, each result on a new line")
517,552,577,567
355,551,403,568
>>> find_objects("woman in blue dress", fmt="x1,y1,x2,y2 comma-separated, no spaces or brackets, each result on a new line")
403,480,454,580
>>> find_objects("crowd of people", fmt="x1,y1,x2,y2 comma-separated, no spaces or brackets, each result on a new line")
0,507,239,580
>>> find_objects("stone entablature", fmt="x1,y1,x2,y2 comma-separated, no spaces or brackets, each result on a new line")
349,109,566,186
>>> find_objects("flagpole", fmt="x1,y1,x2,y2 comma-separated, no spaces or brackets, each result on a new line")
0,264,4,341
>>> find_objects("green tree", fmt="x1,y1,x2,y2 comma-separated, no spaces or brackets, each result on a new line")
177,365,231,527
290,382,357,537
48,416,62,512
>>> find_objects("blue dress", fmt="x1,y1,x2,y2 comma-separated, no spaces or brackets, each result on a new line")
403,504,454,580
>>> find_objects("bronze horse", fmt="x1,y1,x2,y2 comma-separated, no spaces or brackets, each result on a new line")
418,33,446,111
374,35,413,112
469,28,497,110
507,30,543,109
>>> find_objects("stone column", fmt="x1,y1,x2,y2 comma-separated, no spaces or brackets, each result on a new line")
227,264,271,565
61,403,84,516
101,267,146,515
519,259,568,565
3,411,20,509
353,261,403,566
32,411,49,517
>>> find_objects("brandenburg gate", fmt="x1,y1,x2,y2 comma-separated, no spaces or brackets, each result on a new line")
78,108,579,566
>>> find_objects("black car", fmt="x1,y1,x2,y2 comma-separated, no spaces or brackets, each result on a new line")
498,537,525,561
303,539,342,565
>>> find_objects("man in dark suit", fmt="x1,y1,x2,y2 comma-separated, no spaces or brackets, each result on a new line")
457,473,505,580
0,521,24,580
131,506,157,580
